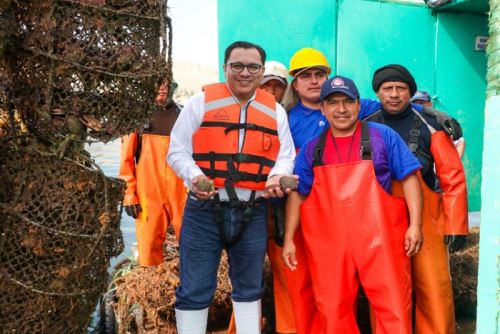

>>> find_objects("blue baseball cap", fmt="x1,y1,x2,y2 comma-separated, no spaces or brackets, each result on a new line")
320,75,360,102
411,90,431,102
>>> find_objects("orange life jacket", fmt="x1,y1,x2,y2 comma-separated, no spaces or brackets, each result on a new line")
192,83,280,192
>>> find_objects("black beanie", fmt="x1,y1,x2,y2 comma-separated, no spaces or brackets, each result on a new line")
372,64,417,96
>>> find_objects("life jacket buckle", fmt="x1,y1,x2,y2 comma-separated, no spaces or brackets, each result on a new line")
410,129,420,137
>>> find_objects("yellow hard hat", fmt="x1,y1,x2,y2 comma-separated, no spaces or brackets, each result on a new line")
288,48,332,76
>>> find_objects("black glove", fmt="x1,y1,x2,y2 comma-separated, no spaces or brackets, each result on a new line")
124,204,141,219
443,118,463,141
445,235,467,253
421,106,463,141
271,202,286,247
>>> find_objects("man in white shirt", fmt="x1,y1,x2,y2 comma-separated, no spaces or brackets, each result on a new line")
168,41,295,334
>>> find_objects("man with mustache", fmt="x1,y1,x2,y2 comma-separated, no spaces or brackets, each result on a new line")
366,64,469,334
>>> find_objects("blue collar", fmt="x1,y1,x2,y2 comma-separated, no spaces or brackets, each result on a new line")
295,100,320,116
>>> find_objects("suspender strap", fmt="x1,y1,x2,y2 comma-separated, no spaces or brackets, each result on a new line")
312,123,373,165
312,128,329,167
360,121,372,160
408,114,422,154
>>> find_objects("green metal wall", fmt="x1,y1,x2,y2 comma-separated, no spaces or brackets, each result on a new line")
335,1,436,97
217,0,487,210
434,13,488,212
217,0,337,77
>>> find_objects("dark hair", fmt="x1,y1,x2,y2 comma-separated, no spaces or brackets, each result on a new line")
224,41,266,65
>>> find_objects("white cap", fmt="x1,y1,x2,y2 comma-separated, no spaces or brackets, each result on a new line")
261,61,288,87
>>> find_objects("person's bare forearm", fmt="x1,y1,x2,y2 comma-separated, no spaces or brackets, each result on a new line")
284,191,305,242
401,173,423,256
402,173,423,228
282,191,305,270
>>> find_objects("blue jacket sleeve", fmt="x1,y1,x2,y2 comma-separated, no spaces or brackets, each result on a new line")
294,142,315,196
359,98,380,119
359,98,424,119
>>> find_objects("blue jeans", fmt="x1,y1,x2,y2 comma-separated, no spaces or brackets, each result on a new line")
175,194,268,310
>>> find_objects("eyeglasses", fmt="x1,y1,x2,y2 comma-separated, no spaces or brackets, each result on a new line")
227,62,263,74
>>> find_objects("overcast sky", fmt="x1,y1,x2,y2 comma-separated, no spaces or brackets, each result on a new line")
168,0,219,68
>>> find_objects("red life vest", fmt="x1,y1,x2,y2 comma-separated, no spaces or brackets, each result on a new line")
192,83,280,192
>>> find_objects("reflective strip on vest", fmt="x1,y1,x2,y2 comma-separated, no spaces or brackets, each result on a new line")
252,100,277,120
206,96,277,121
205,96,236,113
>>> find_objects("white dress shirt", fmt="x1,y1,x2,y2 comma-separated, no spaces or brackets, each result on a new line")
167,87,296,201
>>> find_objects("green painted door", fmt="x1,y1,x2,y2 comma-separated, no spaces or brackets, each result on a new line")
434,13,488,211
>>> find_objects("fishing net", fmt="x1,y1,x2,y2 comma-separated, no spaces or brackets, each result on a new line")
0,135,125,333
5,0,171,143
0,0,170,331
450,227,479,319
112,233,277,334
113,236,233,334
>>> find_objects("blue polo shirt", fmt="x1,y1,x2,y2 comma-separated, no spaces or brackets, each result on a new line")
288,99,424,150
294,122,421,196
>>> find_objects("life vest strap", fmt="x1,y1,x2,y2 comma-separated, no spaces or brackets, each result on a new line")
199,121,278,136
212,192,259,248
212,158,263,248
199,168,268,183
193,152,275,167
223,122,278,136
